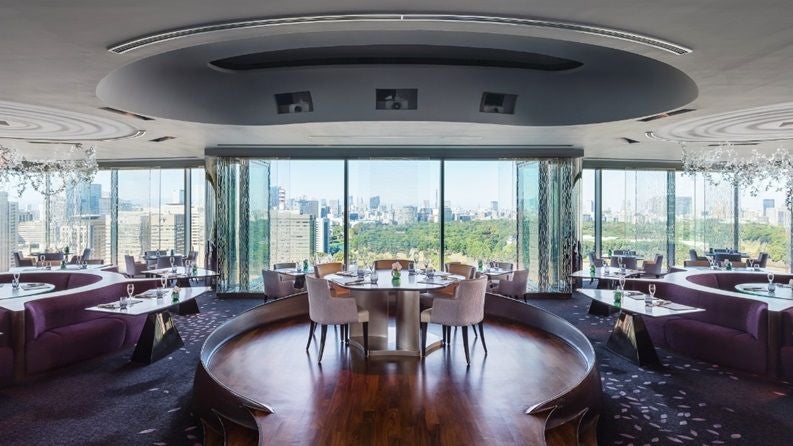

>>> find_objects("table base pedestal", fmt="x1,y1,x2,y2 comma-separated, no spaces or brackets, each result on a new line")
606,312,661,368
132,311,184,364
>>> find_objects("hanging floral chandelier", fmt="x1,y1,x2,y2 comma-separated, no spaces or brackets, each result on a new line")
681,143,793,206
0,143,98,197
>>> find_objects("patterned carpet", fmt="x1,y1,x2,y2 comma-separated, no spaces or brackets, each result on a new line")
532,293,793,446
0,292,791,445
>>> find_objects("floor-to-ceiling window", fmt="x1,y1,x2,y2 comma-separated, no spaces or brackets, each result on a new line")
600,169,668,259
348,160,441,268
443,161,516,266
580,169,596,266
190,167,206,266
739,186,790,272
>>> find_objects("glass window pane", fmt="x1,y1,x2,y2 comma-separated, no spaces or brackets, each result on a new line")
348,160,440,268
739,187,790,272
580,169,595,267
443,161,516,268
190,167,206,266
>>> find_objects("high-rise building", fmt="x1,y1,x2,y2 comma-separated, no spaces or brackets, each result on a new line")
298,199,320,218
676,196,693,216
491,201,498,212
66,183,101,218
0,192,18,271
395,206,418,225
315,217,330,254
763,199,775,217
270,210,316,263
59,215,108,261
369,196,380,210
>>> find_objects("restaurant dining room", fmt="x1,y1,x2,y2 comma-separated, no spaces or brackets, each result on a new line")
1,1,793,445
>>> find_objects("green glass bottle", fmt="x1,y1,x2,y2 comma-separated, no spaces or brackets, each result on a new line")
614,288,623,307
589,263,596,278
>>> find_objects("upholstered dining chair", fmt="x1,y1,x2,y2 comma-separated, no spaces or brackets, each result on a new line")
156,255,183,269
495,270,529,301
374,259,411,270
314,262,349,297
448,263,476,279
684,259,711,267
587,252,604,268
81,248,91,261
263,270,300,301
642,254,664,277
420,276,488,364
13,252,33,267
124,255,147,278
689,249,708,261
420,263,476,306
306,276,369,363
752,252,769,268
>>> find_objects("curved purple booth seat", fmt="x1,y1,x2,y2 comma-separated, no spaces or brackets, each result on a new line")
193,293,602,445
0,308,12,385
625,270,793,379
0,271,162,382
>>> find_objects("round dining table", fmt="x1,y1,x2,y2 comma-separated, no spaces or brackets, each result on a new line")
0,282,55,300
326,269,465,358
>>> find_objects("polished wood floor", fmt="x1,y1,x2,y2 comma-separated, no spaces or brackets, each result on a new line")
208,316,588,445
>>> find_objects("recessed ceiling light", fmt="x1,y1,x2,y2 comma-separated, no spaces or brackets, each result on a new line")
99,106,154,121
638,108,696,122
0,120,9,126
150,136,176,142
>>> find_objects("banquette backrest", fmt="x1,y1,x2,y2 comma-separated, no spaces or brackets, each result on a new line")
629,279,768,341
24,278,160,340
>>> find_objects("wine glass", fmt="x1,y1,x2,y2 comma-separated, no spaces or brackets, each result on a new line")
768,272,776,292
646,283,656,306
12,272,20,289
169,256,176,270
160,274,168,295
618,276,626,290
127,283,135,299
39,255,45,268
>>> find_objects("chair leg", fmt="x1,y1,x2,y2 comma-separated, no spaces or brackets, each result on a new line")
445,325,451,346
306,321,316,350
472,324,478,338
318,324,328,363
420,322,428,357
462,326,470,365
362,322,369,357
479,321,488,355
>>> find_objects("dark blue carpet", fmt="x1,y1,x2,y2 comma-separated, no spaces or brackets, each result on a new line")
1,292,791,445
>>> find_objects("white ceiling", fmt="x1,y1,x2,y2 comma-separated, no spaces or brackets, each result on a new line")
1,0,793,163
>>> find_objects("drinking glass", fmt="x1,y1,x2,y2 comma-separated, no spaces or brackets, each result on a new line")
119,295,128,310
170,256,176,271
12,272,20,289
768,272,776,292
39,255,45,268
370,270,379,284
618,276,626,290
160,274,168,295
648,283,656,298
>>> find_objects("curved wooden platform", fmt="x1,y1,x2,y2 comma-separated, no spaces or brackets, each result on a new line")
193,294,602,445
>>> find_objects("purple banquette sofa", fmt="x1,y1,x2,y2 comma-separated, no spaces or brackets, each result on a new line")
628,277,769,375
0,271,160,378
0,308,12,385
781,308,793,381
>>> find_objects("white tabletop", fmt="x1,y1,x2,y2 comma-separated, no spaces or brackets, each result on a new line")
578,288,705,318
734,283,793,300
481,268,513,278
327,270,465,291
570,267,643,280
0,282,55,300
273,268,307,277
143,267,218,278
85,286,211,316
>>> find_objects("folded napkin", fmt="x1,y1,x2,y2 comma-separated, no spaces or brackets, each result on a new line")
333,277,364,285
625,292,646,300
21,283,49,290
418,280,453,286
657,301,695,311
98,299,144,309
336,271,357,277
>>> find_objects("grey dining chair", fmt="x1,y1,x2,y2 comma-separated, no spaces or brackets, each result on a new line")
124,255,147,278
642,254,664,277
156,255,183,269
420,276,488,365
306,276,369,363
263,270,300,301
495,270,529,301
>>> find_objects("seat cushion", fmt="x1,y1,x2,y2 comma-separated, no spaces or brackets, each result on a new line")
0,347,12,386
664,319,766,374
26,318,127,374
356,307,369,323
420,308,432,323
